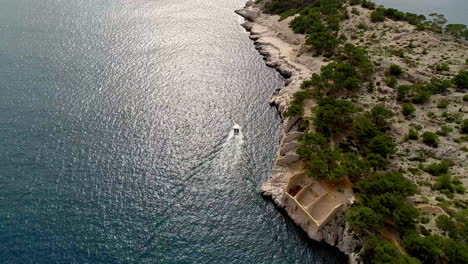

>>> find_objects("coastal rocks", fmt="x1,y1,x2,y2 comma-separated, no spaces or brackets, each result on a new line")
279,140,300,155
283,131,303,144
241,21,254,31
276,153,300,166
234,9,259,22
237,1,363,261
261,168,290,205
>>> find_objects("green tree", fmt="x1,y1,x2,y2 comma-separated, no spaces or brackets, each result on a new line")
314,97,357,136
368,135,397,157
421,131,439,147
445,24,467,38
402,103,416,117
347,206,384,231
393,202,419,230
452,70,468,90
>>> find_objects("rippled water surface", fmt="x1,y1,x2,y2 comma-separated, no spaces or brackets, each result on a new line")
0,0,347,263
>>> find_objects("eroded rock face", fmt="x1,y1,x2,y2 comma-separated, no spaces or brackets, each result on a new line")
237,1,365,261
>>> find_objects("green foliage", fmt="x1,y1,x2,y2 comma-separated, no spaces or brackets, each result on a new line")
314,97,357,136
445,24,467,39
361,236,421,264
424,160,450,176
353,114,380,143
347,206,384,231
357,23,367,30
421,132,439,147
288,0,346,54
453,70,468,90
321,62,363,91
303,148,370,181
370,10,385,23
402,103,416,117
283,102,304,117
361,1,376,10
366,153,387,169
435,63,450,72
407,128,418,140
412,89,431,104
368,135,397,157
388,64,404,76
358,171,417,199
402,233,444,264
434,173,455,193
427,78,451,94
349,0,362,6
394,202,420,230
283,91,313,118
461,119,468,134
436,215,457,236
436,125,453,136
463,94,468,102
397,84,415,101
437,100,449,108
385,76,398,88
297,132,329,157
369,104,395,128
343,44,374,78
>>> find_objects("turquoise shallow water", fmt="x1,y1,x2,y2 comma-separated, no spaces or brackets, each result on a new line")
0,0,346,263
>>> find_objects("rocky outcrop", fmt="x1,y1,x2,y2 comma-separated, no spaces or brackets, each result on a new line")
236,1,364,260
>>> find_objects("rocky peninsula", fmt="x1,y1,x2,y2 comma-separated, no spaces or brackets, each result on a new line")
236,0,468,263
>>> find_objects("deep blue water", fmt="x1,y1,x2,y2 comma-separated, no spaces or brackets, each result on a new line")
0,0,347,263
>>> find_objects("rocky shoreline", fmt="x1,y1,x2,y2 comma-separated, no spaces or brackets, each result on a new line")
235,1,364,260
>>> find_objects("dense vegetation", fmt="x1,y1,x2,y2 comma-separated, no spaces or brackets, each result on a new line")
265,0,468,263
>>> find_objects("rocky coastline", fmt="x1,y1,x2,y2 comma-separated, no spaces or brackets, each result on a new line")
235,1,364,260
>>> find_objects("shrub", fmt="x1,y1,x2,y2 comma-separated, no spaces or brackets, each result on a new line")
436,215,457,235
303,148,369,181
370,10,385,22
412,90,431,104
361,1,376,9
368,135,397,157
306,31,340,55
369,105,395,128
461,119,468,134
347,206,384,231
393,202,419,230
319,62,363,92
353,115,380,143
435,63,450,72
397,84,414,101
434,173,454,193
284,102,304,117
463,94,468,101
453,70,468,90
361,236,421,264
357,23,367,30
407,128,418,140
436,125,453,136
437,100,449,108
384,76,397,88
351,7,360,15
402,103,416,117
366,153,387,169
427,78,452,94
314,97,357,136
388,64,403,76
421,132,439,147
424,160,450,176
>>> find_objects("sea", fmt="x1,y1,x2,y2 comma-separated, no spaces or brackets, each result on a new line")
1,0,465,263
